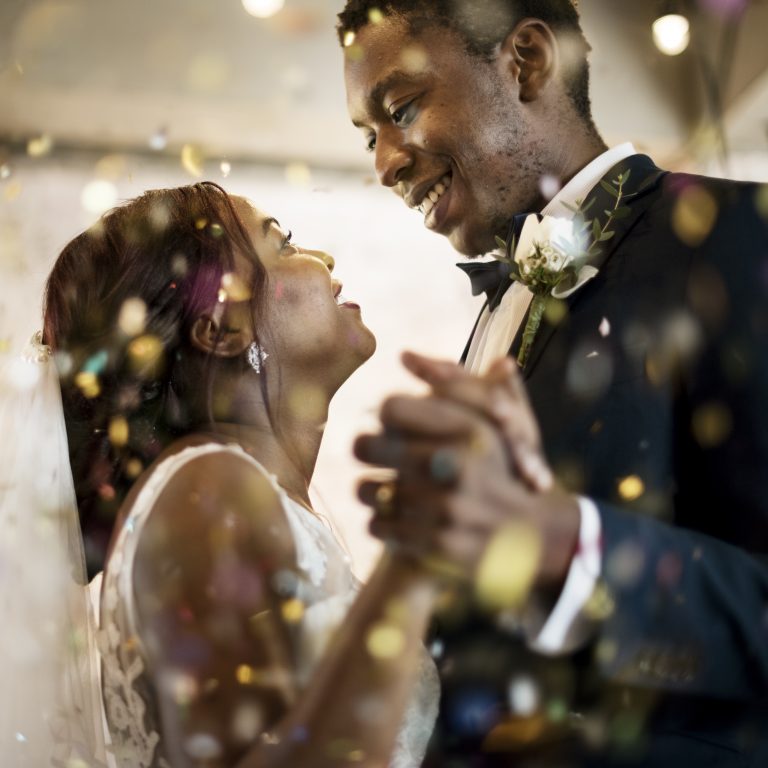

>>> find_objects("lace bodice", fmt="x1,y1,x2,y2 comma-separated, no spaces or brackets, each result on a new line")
98,443,439,767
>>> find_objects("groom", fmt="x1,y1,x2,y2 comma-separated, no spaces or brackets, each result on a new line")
339,1,768,766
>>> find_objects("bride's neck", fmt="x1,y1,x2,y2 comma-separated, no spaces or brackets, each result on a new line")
207,409,327,508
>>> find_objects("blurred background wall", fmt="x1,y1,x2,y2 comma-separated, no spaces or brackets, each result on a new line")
1,0,767,576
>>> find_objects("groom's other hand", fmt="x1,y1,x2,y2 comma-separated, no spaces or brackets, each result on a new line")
354,366,580,594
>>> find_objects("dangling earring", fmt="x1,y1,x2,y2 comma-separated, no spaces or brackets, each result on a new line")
246,342,269,373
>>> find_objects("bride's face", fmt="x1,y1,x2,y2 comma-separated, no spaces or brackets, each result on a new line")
238,201,376,380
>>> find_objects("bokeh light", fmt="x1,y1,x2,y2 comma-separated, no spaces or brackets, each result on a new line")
242,0,284,19
81,180,118,215
652,14,691,56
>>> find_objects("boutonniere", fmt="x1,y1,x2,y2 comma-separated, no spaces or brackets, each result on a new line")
494,169,632,368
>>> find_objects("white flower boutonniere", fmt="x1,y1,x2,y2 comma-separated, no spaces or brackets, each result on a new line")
494,169,633,368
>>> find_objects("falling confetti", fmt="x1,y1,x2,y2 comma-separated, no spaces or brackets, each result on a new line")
118,298,147,336
27,134,53,157
599,317,611,337
343,30,356,46
539,174,561,201
507,675,540,716
366,621,405,659
285,161,312,187
0,164,10,179
368,7,384,23
617,475,645,501
181,144,205,178
691,401,732,447
108,417,129,448
672,185,718,246
474,521,541,611
220,160,232,178
149,128,168,151
400,45,428,74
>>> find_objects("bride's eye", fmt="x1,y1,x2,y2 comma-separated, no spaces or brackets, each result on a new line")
281,230,293,251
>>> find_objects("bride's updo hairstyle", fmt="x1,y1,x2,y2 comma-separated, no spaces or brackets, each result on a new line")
43,182,268,576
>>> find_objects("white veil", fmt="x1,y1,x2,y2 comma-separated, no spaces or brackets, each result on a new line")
0,333,109,767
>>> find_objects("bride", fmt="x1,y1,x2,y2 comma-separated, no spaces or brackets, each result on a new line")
6,182,439,767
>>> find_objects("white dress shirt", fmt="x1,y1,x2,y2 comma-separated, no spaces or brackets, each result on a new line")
465,144,637,653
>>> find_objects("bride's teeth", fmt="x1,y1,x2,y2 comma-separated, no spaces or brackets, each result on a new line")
336,293,348,305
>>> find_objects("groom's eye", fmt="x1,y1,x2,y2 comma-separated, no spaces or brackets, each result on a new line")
390,100,417,128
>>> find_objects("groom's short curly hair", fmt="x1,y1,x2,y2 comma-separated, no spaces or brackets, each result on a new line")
337,0,594,124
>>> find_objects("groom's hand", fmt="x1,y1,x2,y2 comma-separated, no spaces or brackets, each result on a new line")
354,355,581,592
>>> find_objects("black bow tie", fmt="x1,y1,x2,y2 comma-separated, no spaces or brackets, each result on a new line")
456,212,537,311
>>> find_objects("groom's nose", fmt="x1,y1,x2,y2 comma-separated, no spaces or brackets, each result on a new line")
375,127,413,189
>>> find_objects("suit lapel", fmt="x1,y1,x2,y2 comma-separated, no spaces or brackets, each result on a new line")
517,155,667,380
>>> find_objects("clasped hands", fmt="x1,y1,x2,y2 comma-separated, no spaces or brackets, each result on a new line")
354,352,581,600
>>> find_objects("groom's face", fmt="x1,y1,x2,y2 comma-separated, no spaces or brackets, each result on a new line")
344,15,546,257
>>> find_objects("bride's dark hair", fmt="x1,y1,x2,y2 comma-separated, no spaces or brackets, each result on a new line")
43,182,269,577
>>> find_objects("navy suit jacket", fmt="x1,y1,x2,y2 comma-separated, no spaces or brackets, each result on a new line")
426,155,768,767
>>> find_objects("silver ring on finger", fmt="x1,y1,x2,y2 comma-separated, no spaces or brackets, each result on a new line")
429,447,460,486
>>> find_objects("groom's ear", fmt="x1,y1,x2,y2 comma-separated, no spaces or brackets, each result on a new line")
189,313,251,358
498,19,558,103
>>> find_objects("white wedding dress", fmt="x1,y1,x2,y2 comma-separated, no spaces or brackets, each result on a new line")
97,443,439,768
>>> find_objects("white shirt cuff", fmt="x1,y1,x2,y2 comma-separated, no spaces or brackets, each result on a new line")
529,496,602,655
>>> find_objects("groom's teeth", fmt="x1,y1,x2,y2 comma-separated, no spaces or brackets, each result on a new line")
418,174,453,217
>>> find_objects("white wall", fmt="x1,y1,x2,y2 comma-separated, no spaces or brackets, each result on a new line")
0,152,483,577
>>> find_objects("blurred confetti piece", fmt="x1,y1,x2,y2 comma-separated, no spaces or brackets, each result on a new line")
692,401,732,447
401,45,428,73
672,185,718,246
617,475,645,501
187,53,230,92
27,134,52,157
108,416,129,448
220,160,232,178
0,164,10,179
474,521,541,612
95,154,127,180
368,7,384,24
366,621,405,659
343,30,356,46
149,127,168,151
285,161,311,187
221,272,252,301
181,144,205,177
81,180,118,215
599,317,611,337
4,181,22,201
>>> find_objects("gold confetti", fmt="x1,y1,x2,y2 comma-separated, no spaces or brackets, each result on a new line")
74,371,100,399
127,335,164,377
400,45,428,73
281,598,305,623
617,475,645,501
236,664,257,685
221,272,252,302
285,161,312,187
692,401,732,448
343,30,356,46
544,297,568,325
474,521,541,612
4,181,22,201
187,53,231,92
366,622,405,659
672,185,718,246
108,416,129,448
368,7,384,23
27,134,52,157
287,383,325,421
125,458,143,479
181,144,205,177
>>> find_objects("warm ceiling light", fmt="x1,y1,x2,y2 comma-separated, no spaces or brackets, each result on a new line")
241,0,284,18
652,13,691,56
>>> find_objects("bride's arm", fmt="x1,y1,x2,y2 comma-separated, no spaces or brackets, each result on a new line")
132,451,436,768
